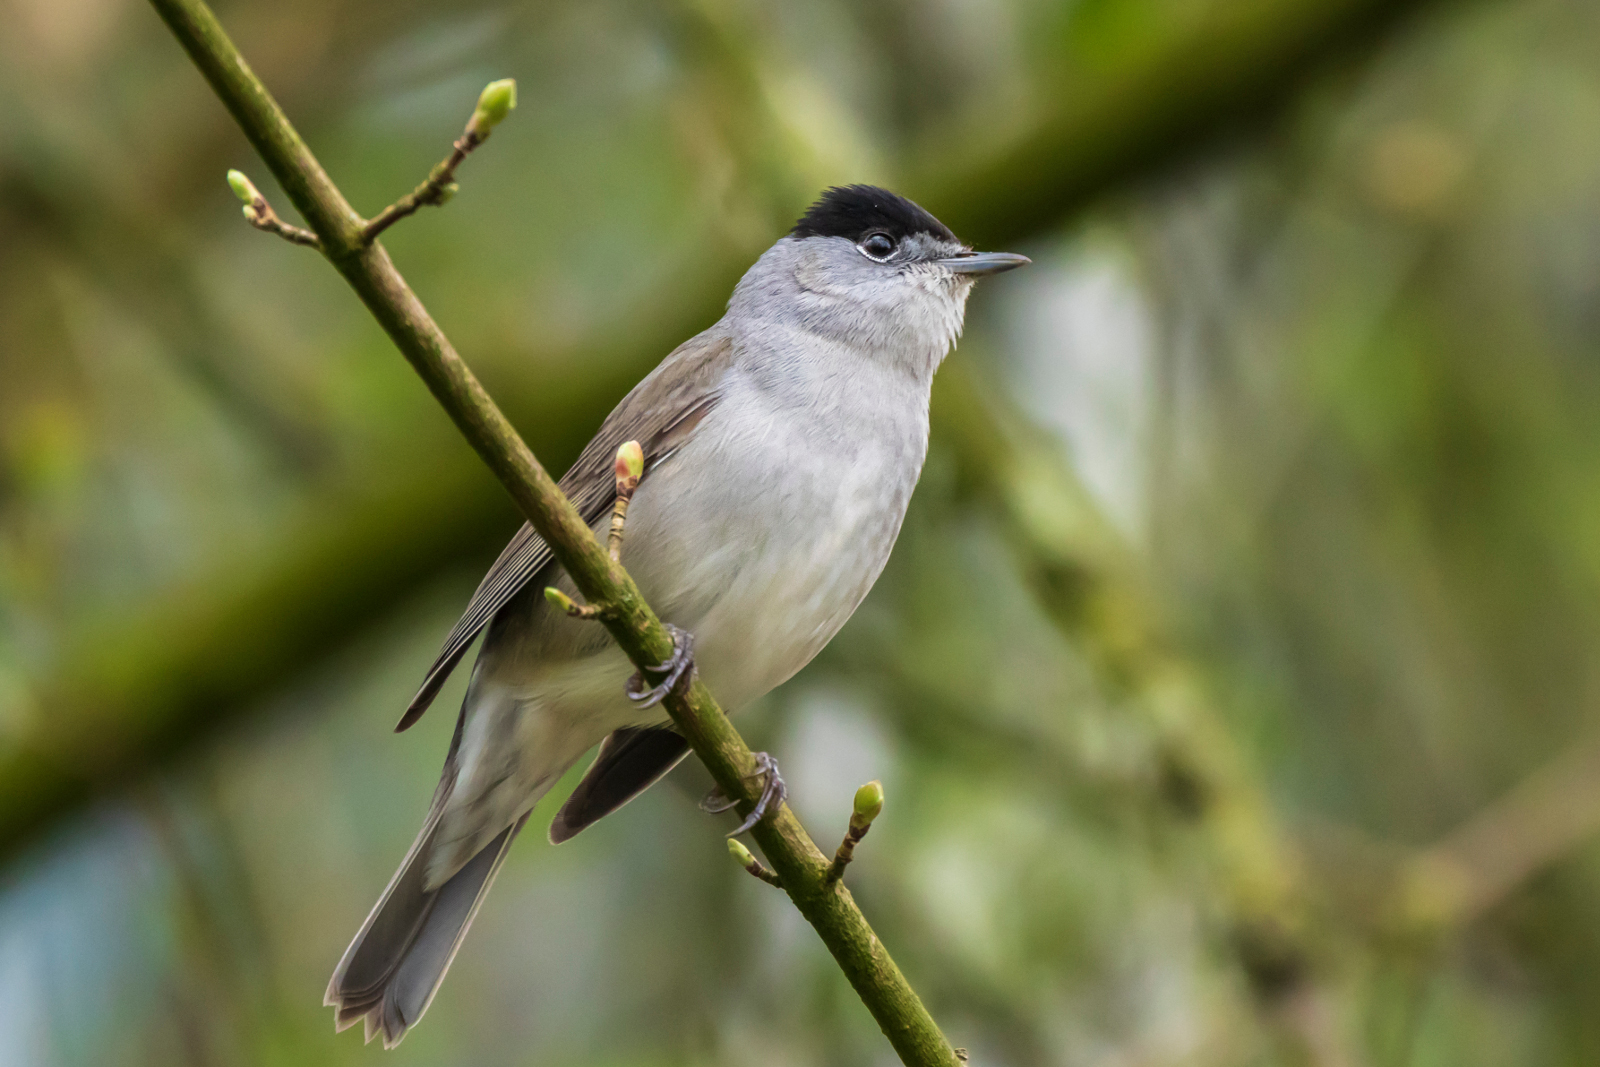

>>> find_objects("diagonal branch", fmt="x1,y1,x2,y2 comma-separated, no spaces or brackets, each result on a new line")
147,0,958,1062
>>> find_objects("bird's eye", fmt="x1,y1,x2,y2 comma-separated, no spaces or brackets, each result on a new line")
860,232,896,260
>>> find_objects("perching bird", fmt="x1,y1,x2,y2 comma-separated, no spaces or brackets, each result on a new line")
325,185,1028,1046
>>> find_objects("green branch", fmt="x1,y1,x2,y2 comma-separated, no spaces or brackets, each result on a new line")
148,0,957,1061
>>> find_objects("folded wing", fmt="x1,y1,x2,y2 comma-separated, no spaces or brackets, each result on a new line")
394,331,734,731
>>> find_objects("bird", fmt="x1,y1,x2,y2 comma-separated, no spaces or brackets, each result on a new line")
325,184,1029,1046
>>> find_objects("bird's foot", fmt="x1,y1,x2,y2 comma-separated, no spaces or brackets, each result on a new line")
702,751,788,836
625,624,696,708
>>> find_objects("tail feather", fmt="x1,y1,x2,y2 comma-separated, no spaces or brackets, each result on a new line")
327,807,528,1048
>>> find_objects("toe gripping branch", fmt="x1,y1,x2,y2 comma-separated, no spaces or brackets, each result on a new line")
725,779,886,889
703,751,788,837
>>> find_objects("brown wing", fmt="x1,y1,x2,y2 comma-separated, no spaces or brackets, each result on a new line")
394,331,734,731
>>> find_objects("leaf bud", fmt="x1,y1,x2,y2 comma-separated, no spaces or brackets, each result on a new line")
226,169,259,204
727,838,756,868
851,780,884,828
467,79,517,139
614,441,644,492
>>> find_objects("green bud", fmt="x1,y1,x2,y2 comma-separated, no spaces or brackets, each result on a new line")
727,838,755,868
852,780,884,827
468,78,517,137
436,182,459,205
543,586,577,613
614,441,644,489
227,169,258,204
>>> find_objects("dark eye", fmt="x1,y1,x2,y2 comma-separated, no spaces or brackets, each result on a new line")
860,232,895,260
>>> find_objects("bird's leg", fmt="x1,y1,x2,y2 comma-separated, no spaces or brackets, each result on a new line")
625,623,696,708
701,751,788,836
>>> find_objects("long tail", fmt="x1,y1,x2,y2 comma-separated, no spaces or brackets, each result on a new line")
325,803,529,1048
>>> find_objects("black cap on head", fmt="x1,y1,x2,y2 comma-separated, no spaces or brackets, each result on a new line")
791,185,958,246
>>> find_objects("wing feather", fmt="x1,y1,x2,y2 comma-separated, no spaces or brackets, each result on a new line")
394,331,734,731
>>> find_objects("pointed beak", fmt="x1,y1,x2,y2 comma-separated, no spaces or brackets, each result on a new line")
937,250,1031,276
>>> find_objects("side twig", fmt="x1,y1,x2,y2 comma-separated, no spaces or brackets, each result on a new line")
828,781,885,884
1394,732,1600,936
729,839,782,888
148,2,959,1063
360,80,514,244
227,169,320,248
609,441,642,562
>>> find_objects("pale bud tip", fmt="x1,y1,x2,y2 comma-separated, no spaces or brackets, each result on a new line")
614,441,644,482
853,780,885,824
727,838,755,867
226,169,257,204
469,79,517,136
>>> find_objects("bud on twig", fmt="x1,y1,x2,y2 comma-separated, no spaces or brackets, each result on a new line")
224,169,321,248
852,780,885,830
728,837,781,887
828,780,886,884
227,169,259,205
544,586,601,619
608,440,644,562
466,79,517,141
615,440,644,494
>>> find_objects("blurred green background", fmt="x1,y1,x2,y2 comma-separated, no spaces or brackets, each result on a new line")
7,0,1600,1063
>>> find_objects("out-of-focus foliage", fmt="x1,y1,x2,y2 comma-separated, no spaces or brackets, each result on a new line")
7,0,1600,1064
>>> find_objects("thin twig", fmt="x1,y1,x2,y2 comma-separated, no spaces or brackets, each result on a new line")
544,588,605,619
361,133,478,244
827,821,871,884
609,442,642,563
827,782,884,885
729,839,782,887
1395,733,1600,933
227,171,320,248
246,200,321,246
359,80,513,245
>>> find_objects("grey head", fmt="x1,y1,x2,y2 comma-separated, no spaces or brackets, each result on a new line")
728,185,1029,373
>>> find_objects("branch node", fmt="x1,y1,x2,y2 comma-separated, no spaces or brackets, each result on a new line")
609,441,644,562
226,169,321,249
360,79,516,245
728,838,782,888
826,780,884,885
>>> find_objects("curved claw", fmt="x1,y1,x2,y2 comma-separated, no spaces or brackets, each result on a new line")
625,624,695,708
702,752,787,837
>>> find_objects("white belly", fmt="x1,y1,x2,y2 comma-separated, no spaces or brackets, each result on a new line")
624,374,927,709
